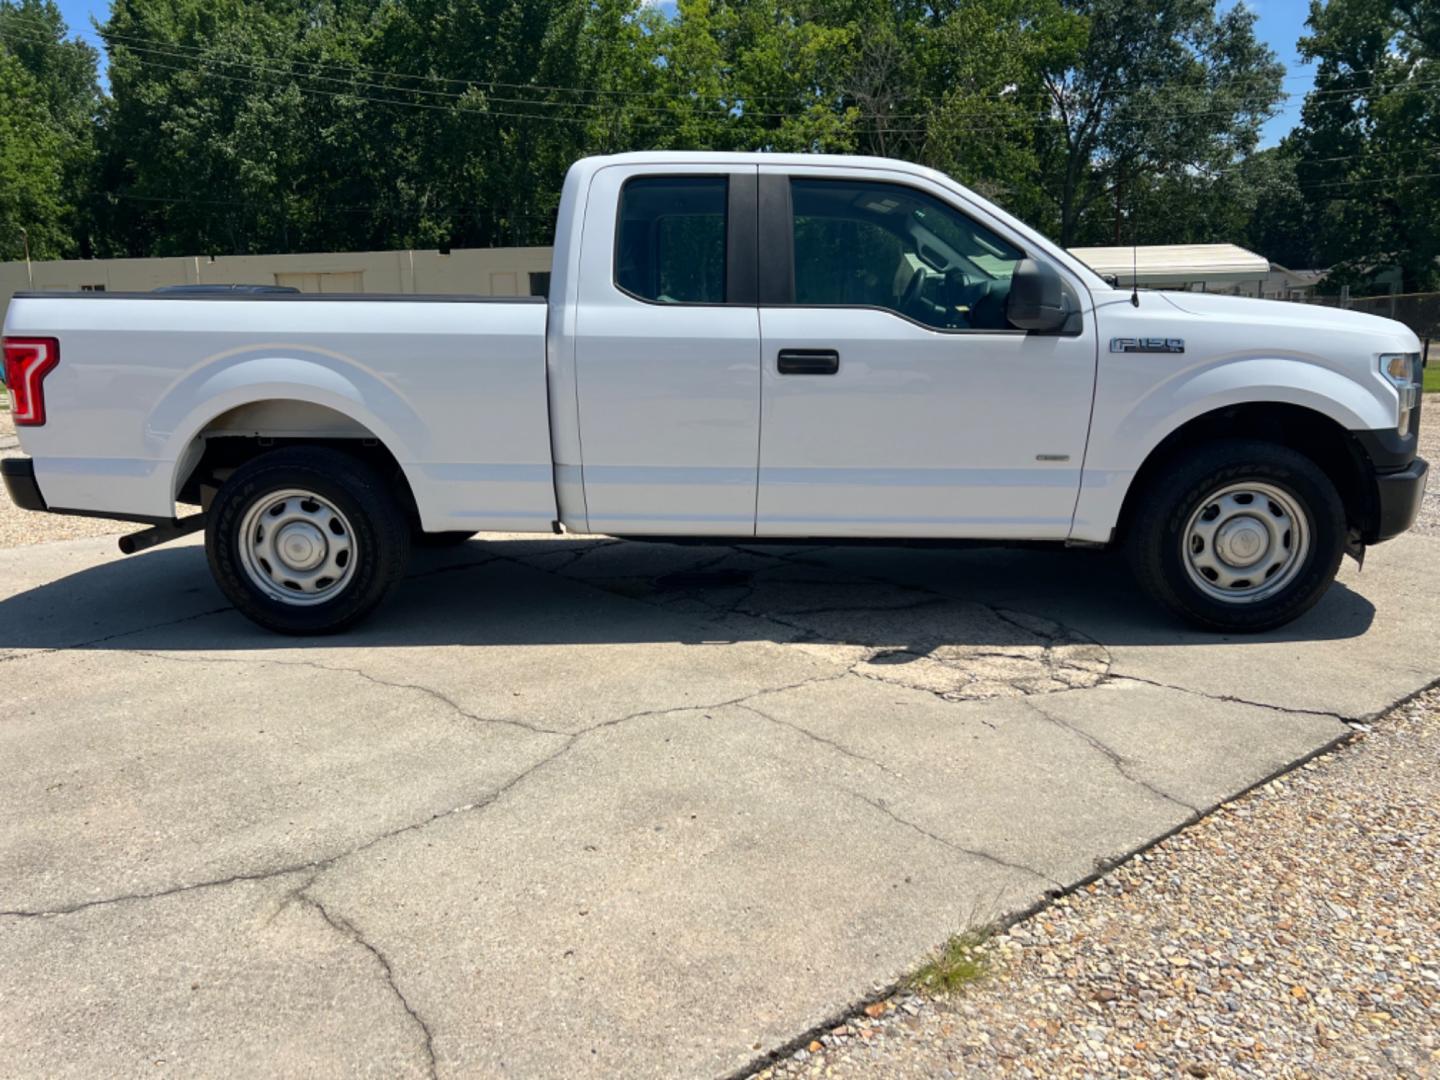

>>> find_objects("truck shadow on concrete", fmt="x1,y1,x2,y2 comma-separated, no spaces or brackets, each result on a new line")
0,537,1377,664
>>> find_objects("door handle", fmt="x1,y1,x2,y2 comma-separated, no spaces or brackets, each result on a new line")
777,349,840,375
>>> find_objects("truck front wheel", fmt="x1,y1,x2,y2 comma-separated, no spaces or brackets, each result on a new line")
205,447,411,634
1126,440,1346,633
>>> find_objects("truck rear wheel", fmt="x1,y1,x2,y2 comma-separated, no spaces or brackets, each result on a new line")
205,447,410,634
1126,440,1345,633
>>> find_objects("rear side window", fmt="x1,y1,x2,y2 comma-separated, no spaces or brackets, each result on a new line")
615,177,727,304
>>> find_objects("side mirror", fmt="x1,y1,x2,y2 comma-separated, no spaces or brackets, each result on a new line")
1007,259,1069,332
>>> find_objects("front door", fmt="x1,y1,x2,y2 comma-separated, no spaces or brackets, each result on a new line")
756,166,1097,539
573,166,761,535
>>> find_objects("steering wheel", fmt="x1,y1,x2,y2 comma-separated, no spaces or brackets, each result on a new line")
898,266,927,314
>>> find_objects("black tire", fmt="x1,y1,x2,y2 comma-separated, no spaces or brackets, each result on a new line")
205,447,411,634
1125,439,1346,633
413,530,476,548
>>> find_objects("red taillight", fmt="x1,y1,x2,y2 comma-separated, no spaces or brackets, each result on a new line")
2,337,60,426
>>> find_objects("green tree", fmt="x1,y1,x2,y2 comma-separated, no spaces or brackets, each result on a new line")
916,0,1085,227
1237,144,1314,269
0,0,101,256
1033,0,1284,245
639,0,857,154
95,0,639,255
0,48,70,259
73,0,1308,263
1293,0,1440,292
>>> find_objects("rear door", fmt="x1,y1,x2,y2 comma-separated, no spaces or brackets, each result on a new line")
755,165,1097,539
572,165,760,535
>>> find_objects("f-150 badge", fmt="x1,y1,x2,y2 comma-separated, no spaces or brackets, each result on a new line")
1110,337,1185,353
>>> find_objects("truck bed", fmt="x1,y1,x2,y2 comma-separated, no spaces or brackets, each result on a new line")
2,292,557,532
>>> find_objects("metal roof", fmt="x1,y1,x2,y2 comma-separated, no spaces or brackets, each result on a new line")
1068,243,1271,286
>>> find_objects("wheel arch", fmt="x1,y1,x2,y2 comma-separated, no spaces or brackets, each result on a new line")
1110,401,1378,545
152,351,428,522
169,397,422,527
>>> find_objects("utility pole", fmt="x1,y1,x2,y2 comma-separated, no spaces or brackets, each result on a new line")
18,227,33,288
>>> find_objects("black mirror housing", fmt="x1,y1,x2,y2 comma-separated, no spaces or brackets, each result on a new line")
1007,259,1069,332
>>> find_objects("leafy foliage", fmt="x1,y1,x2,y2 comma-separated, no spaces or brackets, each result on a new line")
1292,0,1440,291
0,0,100,258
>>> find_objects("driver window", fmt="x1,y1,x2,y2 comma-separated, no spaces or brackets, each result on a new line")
789,178,1026,331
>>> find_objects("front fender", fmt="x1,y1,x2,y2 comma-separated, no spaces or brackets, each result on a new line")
1070,356,1396,543
1112,358,1391,463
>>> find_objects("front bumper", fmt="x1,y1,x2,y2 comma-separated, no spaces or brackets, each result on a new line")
1,457,48,512
1368,456,1428,543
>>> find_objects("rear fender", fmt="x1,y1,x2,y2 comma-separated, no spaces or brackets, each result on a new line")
151,348,427,502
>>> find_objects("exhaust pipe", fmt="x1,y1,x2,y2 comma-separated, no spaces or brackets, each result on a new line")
118,514,206,555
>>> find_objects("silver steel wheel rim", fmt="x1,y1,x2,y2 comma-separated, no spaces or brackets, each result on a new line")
238,489,357,607
1182,481,1310,604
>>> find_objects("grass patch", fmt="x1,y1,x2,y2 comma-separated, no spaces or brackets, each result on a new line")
1424,361,1440,394
908,929,992,995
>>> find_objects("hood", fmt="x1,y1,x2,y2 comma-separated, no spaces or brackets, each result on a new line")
1157,290,1416,341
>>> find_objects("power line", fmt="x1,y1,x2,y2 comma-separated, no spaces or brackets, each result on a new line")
46,31,1431,136
101,28,1440,120
6,12,1439,207
3,9,1436,122
13,25,1440,169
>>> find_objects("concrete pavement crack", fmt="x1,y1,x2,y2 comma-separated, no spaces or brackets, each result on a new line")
840,788,1063,889
1105,672,1355,722
1017,698,1201,813
732,698,900,777
0,670,854,920
0,864,320,919
509,537,624,573
988,606,1060,643
743,597,949,618
0,605,234,664
0,737,579,920
490,538,1116,704
572,669,856,740
127,648,568,737
0,548,503,666
299,889,439,1079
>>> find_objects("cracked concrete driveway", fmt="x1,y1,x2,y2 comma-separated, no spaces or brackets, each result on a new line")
2,530,1438,1078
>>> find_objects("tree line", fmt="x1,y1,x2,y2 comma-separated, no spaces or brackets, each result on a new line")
1,0,1436,292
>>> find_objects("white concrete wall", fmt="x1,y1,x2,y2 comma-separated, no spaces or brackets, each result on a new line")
1,246,555,325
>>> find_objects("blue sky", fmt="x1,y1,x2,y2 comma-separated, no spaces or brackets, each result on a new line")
53,0,1314,147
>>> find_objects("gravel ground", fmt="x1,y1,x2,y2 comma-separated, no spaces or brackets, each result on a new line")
751,686,1440,1080
0,408,132,546
1416,393,1440,537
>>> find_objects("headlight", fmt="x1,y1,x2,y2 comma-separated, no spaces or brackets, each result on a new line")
1380,352,1422,437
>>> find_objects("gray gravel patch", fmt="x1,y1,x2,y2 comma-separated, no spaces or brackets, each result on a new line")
0,409,132,547
751,686,1440,1080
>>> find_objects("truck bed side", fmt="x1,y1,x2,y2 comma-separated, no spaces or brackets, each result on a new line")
2,293,557,533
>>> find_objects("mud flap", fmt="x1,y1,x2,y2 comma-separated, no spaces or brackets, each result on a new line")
1345,528,1366,570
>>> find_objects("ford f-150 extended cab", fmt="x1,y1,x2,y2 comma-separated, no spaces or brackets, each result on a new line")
2,152,1428,634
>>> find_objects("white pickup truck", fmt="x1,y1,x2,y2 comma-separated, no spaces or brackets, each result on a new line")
2,152,1428,634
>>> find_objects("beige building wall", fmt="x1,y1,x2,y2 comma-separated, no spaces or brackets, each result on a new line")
0,245,555,325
